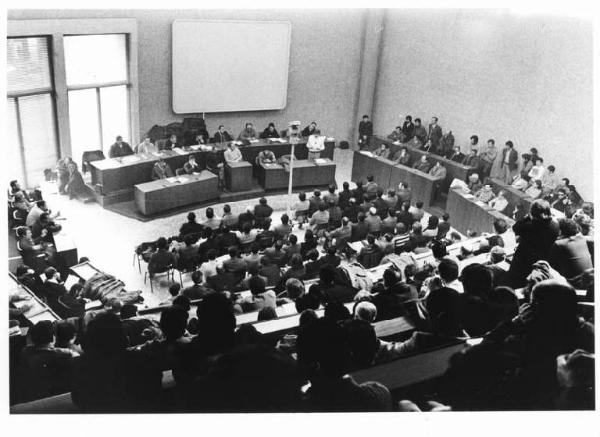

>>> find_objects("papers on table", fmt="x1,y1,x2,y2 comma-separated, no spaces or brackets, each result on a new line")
249,139,260,143
189,145,201,150
269,138,288,143
85,300,103,311
63,274,80,291
314,158,328,165
173,148,187,155
348,241,365,253
70,262,100,281
326,137,335,141
359,151,374,157
121,155,141,164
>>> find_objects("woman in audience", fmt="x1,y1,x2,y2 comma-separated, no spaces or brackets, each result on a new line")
56,156,73,195
293,192,310,228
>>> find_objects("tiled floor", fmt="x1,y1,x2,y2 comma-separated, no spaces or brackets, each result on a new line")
34,148,357,308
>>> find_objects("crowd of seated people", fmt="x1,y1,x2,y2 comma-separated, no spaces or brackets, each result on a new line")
9,169,595,412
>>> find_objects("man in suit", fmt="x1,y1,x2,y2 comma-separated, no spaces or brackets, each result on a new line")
183,155,201,174
254,198,273,228
374,144,390,159
391,147,411,166
261,122,280,139
42,266,67,312
214,125,233,143
446,146,465,163
401,115,415,141
301,121,321,137
387,126,405,142
151,159,174,180
428,117,443,151
500,140,519,184
164,134,180,150
479,138,498,178
358,115,373,149
462,148,481,168
108,135,133,158
238,123,257,141
429,162,447,198
413,155,432,173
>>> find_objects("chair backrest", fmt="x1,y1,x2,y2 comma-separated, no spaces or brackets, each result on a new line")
175,168,186,176
81,150,106,173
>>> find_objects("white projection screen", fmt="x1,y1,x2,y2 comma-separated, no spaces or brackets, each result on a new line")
172,19,291,114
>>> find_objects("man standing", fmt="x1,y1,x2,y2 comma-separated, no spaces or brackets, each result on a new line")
358,115,373,149
108,135,133,158
413,118,428,145
401,115,415,141
478,139,498,178
428,117,443,151
500,140,519,184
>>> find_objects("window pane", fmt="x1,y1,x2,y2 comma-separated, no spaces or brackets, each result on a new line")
68,89,101,164
64,34,128,86
7,37,52,94
100,85,130,151
6,98,26,185
19,94,58,187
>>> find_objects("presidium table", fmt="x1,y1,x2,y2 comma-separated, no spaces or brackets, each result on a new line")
134,171,219,216
90,137,335,197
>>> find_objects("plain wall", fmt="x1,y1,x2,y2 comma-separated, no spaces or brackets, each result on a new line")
8,9,366,144
373,9,594,200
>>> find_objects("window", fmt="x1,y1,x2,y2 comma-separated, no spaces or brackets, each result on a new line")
7,37,58,187
64,34,130,160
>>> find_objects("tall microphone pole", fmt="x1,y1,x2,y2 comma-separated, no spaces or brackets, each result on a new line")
287,137,296,217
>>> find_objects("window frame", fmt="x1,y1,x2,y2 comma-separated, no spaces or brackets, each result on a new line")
7,35,60,187
7,19,140,164
64,33,132,150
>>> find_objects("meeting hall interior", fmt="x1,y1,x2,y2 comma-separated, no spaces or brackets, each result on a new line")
5,7,597,417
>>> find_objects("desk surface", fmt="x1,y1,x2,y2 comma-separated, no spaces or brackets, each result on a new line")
134,171,217,193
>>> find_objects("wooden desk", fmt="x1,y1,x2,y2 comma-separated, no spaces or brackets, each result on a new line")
225,161,253,192
351,152,437,208
134,171,219,216
9,273,60,324
91,139,335,195
373,136,476,192
257,159,336,190
446,188,514,236
53,233,78,270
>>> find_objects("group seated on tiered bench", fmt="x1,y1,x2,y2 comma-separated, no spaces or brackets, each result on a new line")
9,169,595,412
